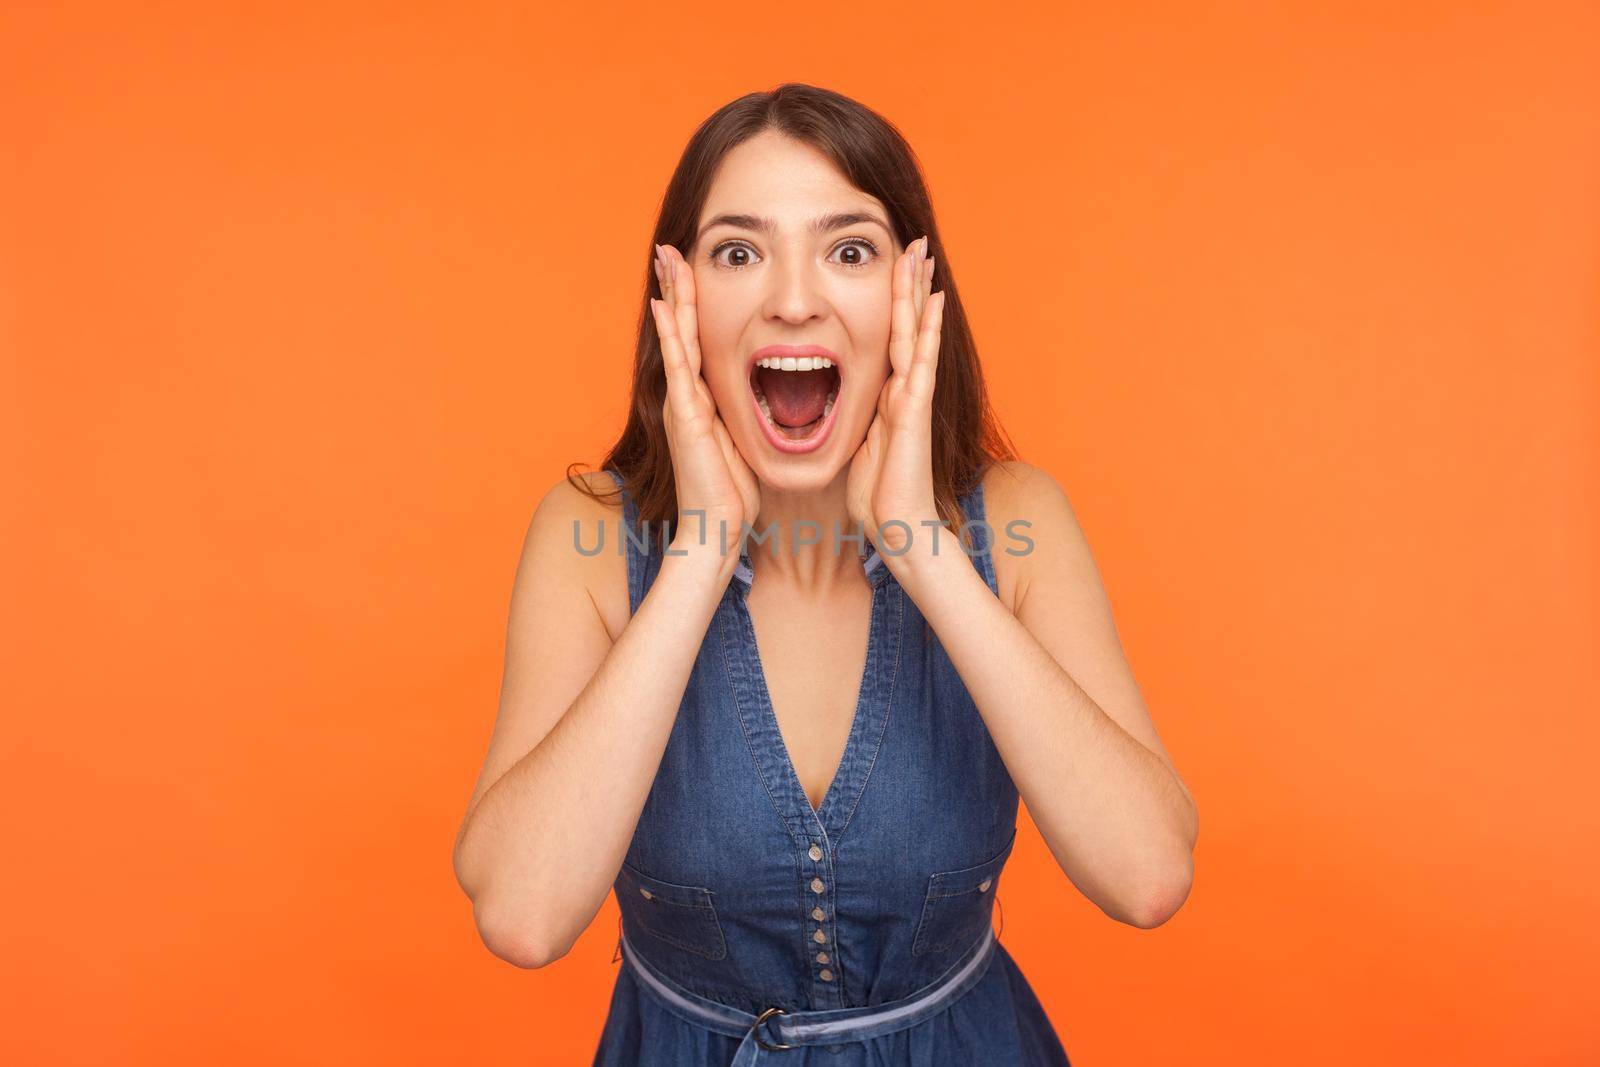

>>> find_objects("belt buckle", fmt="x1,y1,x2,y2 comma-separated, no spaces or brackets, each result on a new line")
750,1005,794,1051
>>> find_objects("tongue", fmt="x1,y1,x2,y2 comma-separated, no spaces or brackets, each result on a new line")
757,368,831,428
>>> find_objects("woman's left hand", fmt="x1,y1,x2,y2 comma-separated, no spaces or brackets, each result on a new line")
847,235,945,555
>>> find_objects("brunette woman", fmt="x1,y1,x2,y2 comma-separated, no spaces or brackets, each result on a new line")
453,83,1197,1065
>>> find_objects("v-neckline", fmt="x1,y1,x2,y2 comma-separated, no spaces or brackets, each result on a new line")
750,576,878,818
725,544,899,836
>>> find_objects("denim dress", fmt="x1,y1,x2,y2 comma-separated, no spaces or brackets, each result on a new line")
591,468,1072,1065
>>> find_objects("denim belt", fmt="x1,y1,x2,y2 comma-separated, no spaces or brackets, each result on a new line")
618,925,997,1065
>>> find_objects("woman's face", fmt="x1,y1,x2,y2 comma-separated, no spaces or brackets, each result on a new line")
688,129,901,494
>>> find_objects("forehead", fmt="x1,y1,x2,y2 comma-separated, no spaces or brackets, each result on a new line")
698,131,886,228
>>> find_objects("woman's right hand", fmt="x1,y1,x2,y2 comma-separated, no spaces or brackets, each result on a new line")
651,243,760,558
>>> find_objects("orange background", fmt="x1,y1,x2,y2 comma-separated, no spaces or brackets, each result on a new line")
4,2,1598,1064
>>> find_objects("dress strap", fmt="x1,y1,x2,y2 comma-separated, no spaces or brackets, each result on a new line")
604,467,660,617
958,472,1000,598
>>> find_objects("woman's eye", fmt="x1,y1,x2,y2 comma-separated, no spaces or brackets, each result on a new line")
706,238,882,271
830,238,880,269
710,241,759,269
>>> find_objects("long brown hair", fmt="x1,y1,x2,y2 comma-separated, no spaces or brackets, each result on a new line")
567,82,1019,550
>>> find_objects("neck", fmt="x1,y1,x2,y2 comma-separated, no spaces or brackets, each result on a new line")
744,475,869,592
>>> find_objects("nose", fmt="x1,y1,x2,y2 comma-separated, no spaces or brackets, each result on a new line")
759,244,828,325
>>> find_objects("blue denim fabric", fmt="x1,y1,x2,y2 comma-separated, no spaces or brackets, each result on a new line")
592,468,1071,1065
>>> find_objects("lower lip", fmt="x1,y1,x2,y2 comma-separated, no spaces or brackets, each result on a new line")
749,375,842,455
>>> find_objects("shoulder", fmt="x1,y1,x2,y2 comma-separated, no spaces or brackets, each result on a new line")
979,460,1085,615
522,469,631,643
981,459,1074,519
530,468,621,520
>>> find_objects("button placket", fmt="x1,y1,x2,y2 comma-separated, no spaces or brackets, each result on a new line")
803,829,841,998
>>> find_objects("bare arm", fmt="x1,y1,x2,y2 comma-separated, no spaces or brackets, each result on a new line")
457,242,758,968
887,461,1197,929
451,474,735,968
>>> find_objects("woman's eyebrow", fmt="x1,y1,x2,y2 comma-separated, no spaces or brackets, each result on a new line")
695,211,891,243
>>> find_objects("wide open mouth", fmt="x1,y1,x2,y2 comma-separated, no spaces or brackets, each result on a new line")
748,361,842,440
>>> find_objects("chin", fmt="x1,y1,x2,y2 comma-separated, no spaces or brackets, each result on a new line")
736,413,864,492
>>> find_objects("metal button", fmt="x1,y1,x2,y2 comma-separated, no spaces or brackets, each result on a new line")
811,906,826,921
978,878,993,892
815,951,829,964
639,888,653,899
812,928,827,944
808,844,823,861
810,877,825,894
819,968,834,981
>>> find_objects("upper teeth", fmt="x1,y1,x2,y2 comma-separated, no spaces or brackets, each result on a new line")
755,356,835,370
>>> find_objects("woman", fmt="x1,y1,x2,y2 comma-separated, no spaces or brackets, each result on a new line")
452,84,1198,1065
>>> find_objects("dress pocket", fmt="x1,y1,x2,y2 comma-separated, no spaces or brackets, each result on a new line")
910,827,1018,957
618,861,729,960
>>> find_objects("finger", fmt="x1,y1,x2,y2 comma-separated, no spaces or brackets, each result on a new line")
713,415,754,497
655,243,674,306
692,370,715,414
712,414,739,474
911,254,931,339
856,415,886,527
910,239,927,328
888,238,921,379
651,296,700,419
906,290,945,403
865,409,885,459
663,246,703,380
